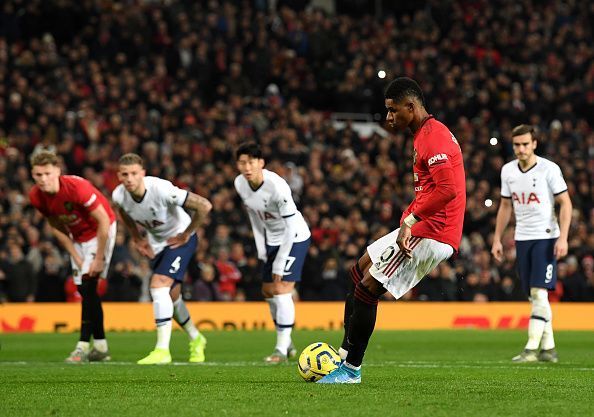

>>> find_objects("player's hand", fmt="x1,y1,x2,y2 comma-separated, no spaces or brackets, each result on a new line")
491,241,504,263
73,255,84,270
134,238,155,259
88,257,104,278
272,273,283,282
554,238,568,260
167,232,190,249
396,225,413,259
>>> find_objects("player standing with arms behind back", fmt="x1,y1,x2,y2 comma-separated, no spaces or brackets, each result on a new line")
491,125,572,363
319,77,466,384
235,143,311,363
29,151,117,363
112,153,212,364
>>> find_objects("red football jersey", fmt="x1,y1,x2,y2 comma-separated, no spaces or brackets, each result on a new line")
29,175,116,243
401,117,466,251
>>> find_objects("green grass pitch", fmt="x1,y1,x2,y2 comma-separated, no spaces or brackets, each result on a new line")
1,330,593,417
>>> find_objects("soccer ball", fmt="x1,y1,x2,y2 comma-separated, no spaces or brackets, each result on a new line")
297,342,341,382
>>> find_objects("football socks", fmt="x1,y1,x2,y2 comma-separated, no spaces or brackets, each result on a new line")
526,288,550,350
151,287,173,350
273,293,295,354
173,296,200,340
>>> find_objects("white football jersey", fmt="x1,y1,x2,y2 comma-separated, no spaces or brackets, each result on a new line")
112,176,191,254
500,156,567,241
234,169,310,249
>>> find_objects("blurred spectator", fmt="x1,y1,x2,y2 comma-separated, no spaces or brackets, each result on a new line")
0,242,36,301
0,0,592,302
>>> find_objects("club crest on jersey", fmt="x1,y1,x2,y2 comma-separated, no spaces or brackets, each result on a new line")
512,192,540,204
428,153,448,166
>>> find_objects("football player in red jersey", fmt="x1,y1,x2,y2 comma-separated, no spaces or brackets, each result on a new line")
29,151,117,363
319,77,466,384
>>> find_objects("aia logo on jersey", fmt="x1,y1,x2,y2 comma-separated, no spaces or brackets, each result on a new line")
136,219,165,229
257,211,277,221
512,192,540,204
64,202,74,211
428,153,448,166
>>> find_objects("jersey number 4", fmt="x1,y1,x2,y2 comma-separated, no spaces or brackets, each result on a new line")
169,256,182,274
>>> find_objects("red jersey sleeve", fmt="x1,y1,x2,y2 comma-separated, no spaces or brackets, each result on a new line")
73,177,102,213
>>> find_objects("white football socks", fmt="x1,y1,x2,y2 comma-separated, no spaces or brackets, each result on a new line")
525,288,551,350
76,341,90,352
273,293,295,354
173,296,200,340
266,297,277,326
93,339,108,353
151,287,173,350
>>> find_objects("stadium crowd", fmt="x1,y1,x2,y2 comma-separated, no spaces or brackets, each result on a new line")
1,0,593,303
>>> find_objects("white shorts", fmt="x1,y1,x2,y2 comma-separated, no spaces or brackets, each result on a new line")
71,222,117,285
366,228,454,299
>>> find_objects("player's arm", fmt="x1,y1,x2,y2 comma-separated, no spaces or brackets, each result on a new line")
47,217,83,268
554,191,572,259
398,149,457,257
116,205,154,259
491,197,512,262
246,208,267,261
87,204,111,277
167,192,212,249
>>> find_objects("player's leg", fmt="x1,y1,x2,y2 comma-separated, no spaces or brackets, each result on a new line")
537,239,558,362
66,242,91,363
137,272,175,364
262,238,310,363
319,233,453,383
89,222,117,362
513,239,557,363
339,253,371,360
170,282,207,363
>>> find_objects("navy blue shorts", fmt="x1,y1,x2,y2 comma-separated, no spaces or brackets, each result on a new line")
515,238,557,294
150,233,198,282
262,238,311,283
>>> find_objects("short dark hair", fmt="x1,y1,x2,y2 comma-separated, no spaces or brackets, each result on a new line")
118,153,144,167
235,142,263,160
511,124,536,140
384,77,425,106
30,150,59,167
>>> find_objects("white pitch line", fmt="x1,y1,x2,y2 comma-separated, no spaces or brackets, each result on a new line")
1,361,593,371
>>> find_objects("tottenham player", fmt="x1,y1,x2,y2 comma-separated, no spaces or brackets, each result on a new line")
319,77,466,383
235,143,311,363
492,125,572,363
113,153,212,365
29,151,117,363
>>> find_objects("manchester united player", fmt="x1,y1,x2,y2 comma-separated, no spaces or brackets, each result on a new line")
491,125,572,363
29,151,117,363
319,77,466,383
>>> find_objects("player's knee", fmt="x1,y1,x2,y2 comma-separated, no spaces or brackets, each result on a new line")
354,276,383,306
270,281,293,296
150,274,173,289
349,262,364,286
78,278,97,298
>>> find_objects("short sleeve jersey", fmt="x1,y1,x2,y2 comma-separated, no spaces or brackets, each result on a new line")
500,156,567,241
234,169,311,246
112,176,191,254
29,175,116,243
